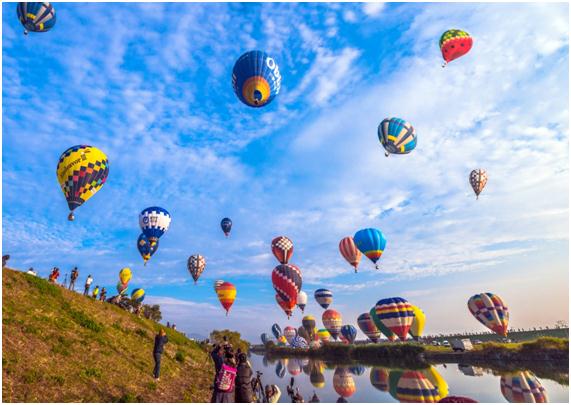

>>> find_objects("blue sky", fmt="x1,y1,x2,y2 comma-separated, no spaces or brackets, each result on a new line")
2,2,569,341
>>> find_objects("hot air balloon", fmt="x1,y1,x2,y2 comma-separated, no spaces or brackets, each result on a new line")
119,267,132,285
56,145,109,221
302,315,316,340
341,325,357,344
261,333,270,345
137,233,158,265
284,326,297,344
369,307,397,341
467,292,509,337
440,29,473,67
272,263,302,308
131,288,145,303
310,366,326,388
314,288,333,309
116,282,128,296
17,2,56,35
139,207,171,246
322,309,342,340
357,312,382,343
370,367,390,392
297,290,307,312
272,323,282,340
271,236,294,264
291,335,309,349
287,358,303,375
396,371,441,402
277,335,287,346
500,371,548,403
338,236,362,273
276,360,287,378
339,335,350,344
232,50,281,108
388,370,404,400
350,365,365,376
469,169,488,199
378,118,417,157
214,279,224,292
275,294,295,318
317,328,331,343
409,305,426,340
298,326,310,342
333,368,356,398
438,396,478,403
424,367,449,399
374,297,415,341
187,254,206,284
220,217,232,237
353,228,387,269
216,281,236,315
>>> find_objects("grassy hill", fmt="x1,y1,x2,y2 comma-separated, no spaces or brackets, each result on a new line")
2,268,213,402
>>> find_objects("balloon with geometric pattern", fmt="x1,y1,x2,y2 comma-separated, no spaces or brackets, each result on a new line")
317,328,331,343
275,293,295,319
214,279,224,292
500,371,548,403
187,254,206,284
469,169,488,199
370,367,390,392
440,29,473,67
56,145,109,221
232,50,282,108
272,263,302,311
378,118,418,157
467,292,509,337
271,236,294,264
17,2,56,35
284,326,297,344
139,206,171,246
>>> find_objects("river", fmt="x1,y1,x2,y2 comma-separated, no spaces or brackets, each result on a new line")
248,353,568,403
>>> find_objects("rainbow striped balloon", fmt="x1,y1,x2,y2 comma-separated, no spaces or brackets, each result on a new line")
396,371,441,403
374,297,414,341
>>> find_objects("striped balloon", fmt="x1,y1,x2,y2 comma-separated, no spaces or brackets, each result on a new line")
353,228,387,268
396,371,441,403
322,309,342,340
339,237,362,272
357,312,382,343
314,288,333,309
317,328,331,343
467,292,509,337
369,307,397,341
17,2,56,34
116,282,128,296
333,368,356,398
291,335,309,349
271,323,282,340
272,263,302,306
341,325,357,344
350,365,365,376
131,288,145,303
370,367,390,392
500,371,548,403
378,118,417,156
216,281,236,315
271,236,294,264
469,169,488,199
375,297,415,341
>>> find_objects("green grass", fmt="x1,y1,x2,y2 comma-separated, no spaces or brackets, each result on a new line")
175,351,185,363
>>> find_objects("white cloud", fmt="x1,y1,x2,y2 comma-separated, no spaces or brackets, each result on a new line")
363,3,386,17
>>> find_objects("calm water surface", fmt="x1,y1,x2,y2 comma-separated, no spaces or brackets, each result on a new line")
248,353,568,403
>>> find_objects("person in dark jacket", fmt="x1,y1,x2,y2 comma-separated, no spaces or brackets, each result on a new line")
235,353,254,403
153,329,168,380
212,352,236,403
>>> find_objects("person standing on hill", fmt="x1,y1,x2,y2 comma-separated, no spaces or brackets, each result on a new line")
69,267,79,291
83,274,93,296
99,287,107,301
212,351,237,403
91,285,100,299
153,329,169,381
48,267,60,283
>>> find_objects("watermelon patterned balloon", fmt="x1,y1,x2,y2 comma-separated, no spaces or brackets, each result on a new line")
374,297,415,341
467,292,509,337
440,29,473,67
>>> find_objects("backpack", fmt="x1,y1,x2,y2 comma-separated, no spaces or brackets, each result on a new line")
215,363,237,392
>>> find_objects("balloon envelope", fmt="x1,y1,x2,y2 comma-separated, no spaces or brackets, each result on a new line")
272,323,282,340
396,371,441,402
314,288,333,309
187,254,206,283
353,228,387,267
139,207,171,244
322,309,342,340
333,368,356,398
216,281,236,314
317,328,331,343
339,237,362,272
369,307,397,341
358,312,382,343
131,288,145,303
297,290,308,312
440,29,473,64
271,236,294,264
374,297,415,341
467,292,509,336
500,371,548,403
340,325,357,344
469,169,488,199
137,233,158,264
378,118,417,156
119,267,132,285
232,50,281,108
17,2,56,34
220,217,232,236
409,305,426,339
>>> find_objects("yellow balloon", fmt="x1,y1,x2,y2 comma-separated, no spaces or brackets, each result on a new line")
423,366,449,399
56,145,109,221
119,267,132,285
410,305,426,339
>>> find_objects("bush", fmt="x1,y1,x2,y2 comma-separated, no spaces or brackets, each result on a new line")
117,392,141,403
135,328,149,338
81,368,102,378
175,351,185,363
24,275,61,298
65,304,103,332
